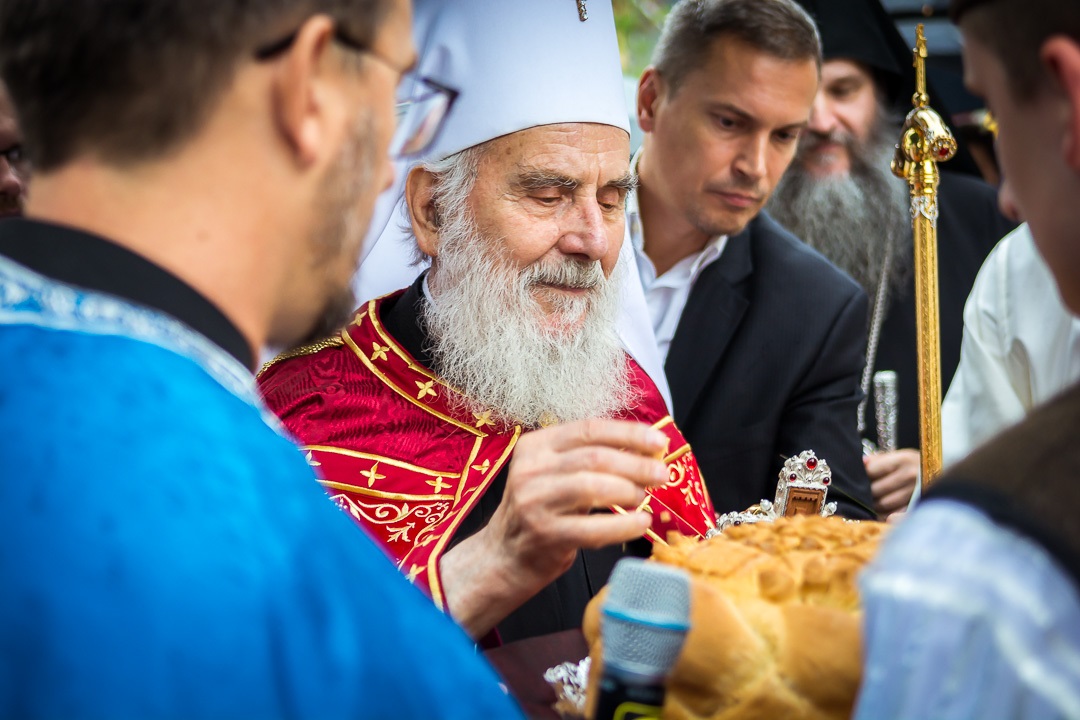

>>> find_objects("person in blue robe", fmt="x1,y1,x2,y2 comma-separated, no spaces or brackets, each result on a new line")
0,0,522,715
0,225,522,718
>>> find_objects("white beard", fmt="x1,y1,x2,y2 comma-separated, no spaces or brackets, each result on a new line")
421,210,636,428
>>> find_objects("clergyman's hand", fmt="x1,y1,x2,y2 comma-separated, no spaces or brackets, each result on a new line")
865,448,920,519
439,418,668,638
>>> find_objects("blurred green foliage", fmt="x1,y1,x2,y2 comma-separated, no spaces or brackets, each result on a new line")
613,0,672,78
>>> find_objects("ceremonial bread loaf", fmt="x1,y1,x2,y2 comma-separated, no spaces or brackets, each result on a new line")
583,515,888,720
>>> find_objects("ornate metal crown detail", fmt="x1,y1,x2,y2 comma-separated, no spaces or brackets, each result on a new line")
707,450,837,537
774,450,837,518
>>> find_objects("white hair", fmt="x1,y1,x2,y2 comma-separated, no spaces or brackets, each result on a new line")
401,145,484,265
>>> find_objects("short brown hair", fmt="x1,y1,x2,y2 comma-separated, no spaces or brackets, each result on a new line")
651,0,822,94
0,0,393,172
951,0,1080,100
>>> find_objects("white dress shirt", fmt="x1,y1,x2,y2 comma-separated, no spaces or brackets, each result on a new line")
626,154,727,364
941,224,1080,466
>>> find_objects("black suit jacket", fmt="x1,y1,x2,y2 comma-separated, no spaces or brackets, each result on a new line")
664,212,876,519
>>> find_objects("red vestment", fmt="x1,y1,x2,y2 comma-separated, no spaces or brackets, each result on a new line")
258,291,715,608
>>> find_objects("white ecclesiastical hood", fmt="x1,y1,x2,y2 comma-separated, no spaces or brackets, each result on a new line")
353,0,671,409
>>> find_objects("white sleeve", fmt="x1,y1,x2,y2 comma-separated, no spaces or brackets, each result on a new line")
855,500,1080,720
941,229,1031,467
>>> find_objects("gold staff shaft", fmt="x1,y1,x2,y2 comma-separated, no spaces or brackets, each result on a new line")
891,24,955,489
912,164,943,487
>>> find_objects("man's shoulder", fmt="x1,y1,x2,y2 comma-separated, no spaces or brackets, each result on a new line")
258,332,353,391
744,212,866,303
258,290,413,389
258,299,396,410
1,324,304,474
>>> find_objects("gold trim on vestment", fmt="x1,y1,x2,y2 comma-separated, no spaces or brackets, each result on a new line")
651,416,675,431
343,309,484,437
663,443,691,465
319,480,454,503
304,445,462,478
426,427,522,611
611,504,667,545
257,334,345,376
366,299,445,383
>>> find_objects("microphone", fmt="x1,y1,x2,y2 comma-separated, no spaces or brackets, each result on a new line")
595,558,691,720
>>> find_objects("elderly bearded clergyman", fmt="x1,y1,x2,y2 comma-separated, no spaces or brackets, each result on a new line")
258,0,716,646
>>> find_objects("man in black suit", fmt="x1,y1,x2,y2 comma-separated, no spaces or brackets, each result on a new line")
769,0,1015,518
631,0,876,519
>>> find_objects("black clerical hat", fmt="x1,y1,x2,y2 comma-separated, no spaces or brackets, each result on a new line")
794,0,916,110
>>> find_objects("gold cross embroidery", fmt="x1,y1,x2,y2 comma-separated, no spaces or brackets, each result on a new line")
473,411,494,429
426,476,451,494
353,310,367,325
415,380,437,400
371,343,389,362
360,462,386,488
471,459,491,475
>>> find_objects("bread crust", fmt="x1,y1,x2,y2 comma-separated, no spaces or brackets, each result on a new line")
584,516,888,720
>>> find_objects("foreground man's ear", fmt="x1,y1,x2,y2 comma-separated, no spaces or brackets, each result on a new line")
270,14,341,168
406,165,442,258
1042,36,1080,172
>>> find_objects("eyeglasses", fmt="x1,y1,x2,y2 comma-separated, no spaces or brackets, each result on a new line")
255,24,457,159
391,76,457,158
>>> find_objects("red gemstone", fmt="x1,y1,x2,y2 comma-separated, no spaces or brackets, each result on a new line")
806,457,818,470
937,147,950,159
823,478,831,485
789,473,797,481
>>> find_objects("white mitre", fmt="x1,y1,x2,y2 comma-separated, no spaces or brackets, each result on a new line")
353,0,672,409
